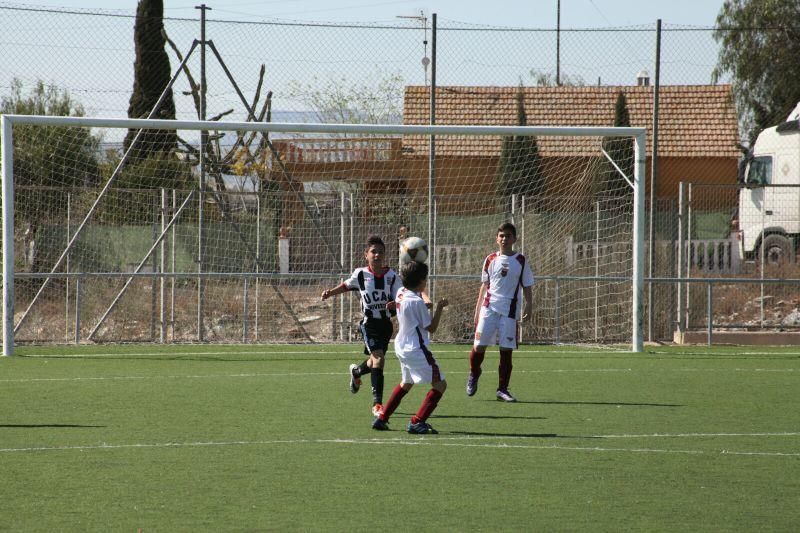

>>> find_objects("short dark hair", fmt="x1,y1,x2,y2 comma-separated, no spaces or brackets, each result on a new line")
497,222,517,237
365,235,385,250
401,260,428,289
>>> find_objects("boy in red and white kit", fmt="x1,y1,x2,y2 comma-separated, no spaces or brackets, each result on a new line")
372,261,448,434
467,222,534,402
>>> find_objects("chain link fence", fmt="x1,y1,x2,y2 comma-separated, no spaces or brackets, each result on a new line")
0,6,739,123
1,4,798,344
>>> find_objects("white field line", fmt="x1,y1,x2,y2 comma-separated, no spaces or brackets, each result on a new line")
674,368,799,372
17,347,800,359
593,431,800,438
17,348,618,358
649,350,800,356
6,365,800,384
0,372,347,383
1,434,798,457
6,366,800,384
0,368,633,384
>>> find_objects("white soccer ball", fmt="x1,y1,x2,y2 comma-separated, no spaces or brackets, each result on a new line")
399,236,429,265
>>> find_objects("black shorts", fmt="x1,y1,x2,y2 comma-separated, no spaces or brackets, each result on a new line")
359,318,393,356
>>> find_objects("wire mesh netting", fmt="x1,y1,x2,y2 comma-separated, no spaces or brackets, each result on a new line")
8,120,637,344
1,4,798,344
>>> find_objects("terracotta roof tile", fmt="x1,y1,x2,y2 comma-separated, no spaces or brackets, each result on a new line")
402,85,739,158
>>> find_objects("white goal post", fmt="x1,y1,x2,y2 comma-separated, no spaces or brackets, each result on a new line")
1,114,646,354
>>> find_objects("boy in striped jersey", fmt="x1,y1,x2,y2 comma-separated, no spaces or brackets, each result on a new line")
322,235,399,416
467,222,534,402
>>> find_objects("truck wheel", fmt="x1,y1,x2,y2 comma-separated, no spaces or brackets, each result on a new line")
760,234,795,266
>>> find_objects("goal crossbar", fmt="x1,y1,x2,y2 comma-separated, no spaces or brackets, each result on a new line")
1,114,645,138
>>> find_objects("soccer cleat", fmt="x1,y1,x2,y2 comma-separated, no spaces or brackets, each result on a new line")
349,363,361,394
372,403,383,417
496,389,517,402
407,421,438,435
466,374,479,397
372,417,389,431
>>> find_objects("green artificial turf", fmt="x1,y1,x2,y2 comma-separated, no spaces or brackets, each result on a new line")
1,343,799,531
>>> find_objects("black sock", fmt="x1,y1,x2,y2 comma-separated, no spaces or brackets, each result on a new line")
371,368,385,404
357,359,370,376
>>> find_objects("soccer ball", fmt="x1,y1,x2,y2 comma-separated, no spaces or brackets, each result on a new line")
399,236,429,264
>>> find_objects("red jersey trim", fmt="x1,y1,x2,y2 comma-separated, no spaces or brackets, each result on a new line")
368,266,389,278
483,252,498,272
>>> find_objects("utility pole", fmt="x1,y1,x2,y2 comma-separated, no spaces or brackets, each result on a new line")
195,3,210,342
397,11,430,86
556,0,561,86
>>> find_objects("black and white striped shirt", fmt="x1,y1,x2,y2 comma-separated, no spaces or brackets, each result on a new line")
344,266,399,320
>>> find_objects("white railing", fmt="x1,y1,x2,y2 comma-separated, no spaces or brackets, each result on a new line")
684,237,740,274
435,244,470,273
566,237,742,274
272,138,400,163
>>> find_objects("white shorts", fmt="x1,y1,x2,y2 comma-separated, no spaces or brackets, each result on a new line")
395,347,444,384
474,307,519,349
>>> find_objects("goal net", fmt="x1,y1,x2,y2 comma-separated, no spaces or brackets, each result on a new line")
1,116,644,353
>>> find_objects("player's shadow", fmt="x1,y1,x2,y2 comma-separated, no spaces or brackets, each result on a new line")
396,411,545,421
525,400,682,407
432,413,546,421
451,399,680,407
446,430,569,438
18,354,340,363
0,423,106,428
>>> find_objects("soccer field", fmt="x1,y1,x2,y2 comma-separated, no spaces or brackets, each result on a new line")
2,343,799,531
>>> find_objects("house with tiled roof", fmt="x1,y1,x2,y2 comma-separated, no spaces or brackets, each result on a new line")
401,84,740,201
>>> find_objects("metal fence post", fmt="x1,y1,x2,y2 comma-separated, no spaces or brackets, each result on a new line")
74,275,82,344
151,191,157,341
254,192,260,341
554,277,561,344
647,18,662,343
686,182,693,329
349,193,354,340
520,195,526,255
520,194,526,344
65,192,71,342
595,199,600,342
171,190,177,341
197,189,204,341
428,13,437,302
669,197,677,342
431,196,438,301
760,188,766,326
338,191,346,340
243,276,249,343
511,193,516,225
160,188,166,343
707,281,713,346
676,182,685,338
197,5,208,342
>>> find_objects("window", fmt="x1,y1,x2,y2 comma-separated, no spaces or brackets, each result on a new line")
746,156,773,185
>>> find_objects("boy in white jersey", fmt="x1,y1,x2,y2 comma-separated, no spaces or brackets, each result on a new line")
467,222,534,402
372,261,448,434
322,235,399,416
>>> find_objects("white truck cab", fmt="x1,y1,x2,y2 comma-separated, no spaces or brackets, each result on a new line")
736,113,800,264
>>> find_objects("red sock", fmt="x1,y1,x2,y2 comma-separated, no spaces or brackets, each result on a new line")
411,388,443,424
498,349,513,391
469,348,485,378
380,384,408,422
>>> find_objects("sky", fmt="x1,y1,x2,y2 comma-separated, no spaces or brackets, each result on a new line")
0,0,729,136
33,0,724,28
